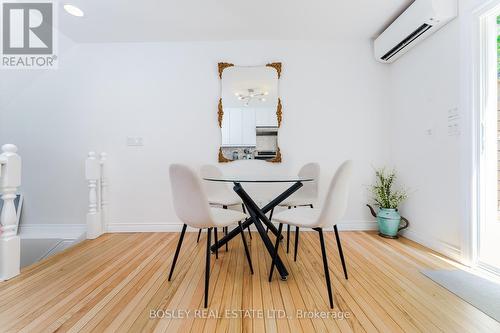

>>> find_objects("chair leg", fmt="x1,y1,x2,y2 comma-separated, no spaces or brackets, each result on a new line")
240,202,252,239
197,229,202,243
334,224,348,280
224,227,228,252
214,227,219,259
168,224,187,281
238,221,254,274
317,228,334,308
266,208,274,233
294,227,300,261
287,224,290,253
268,223,283,282
204,227,212,308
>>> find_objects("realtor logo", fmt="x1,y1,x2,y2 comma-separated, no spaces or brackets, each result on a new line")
1,1,57,68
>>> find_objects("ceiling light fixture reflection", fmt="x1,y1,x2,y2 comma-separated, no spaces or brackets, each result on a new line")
235,89,269,107
64,4,84,17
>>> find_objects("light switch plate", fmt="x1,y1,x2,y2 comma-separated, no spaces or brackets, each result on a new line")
126,137,144,146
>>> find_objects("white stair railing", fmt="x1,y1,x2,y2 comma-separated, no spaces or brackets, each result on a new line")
100,153,108,233
0,144,21,281
85,152,108,239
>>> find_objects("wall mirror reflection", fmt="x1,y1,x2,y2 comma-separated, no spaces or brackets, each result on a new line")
218,62,282,162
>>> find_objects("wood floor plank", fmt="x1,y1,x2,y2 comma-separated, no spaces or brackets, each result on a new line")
200,233,238,333
299,232,401,333
278,235,330,333
151,235,207,332
276,234,316,333
0,231,499,333
295,233,362,333
11,233,155,333
62,234,169,333
250,231,266,333
0,234,115,293
127,233,202,332
348,232,495,332
1,233,146,331
326,235,419,332
102,234,178,333
342,234,442,332
256,235,278,333
0,234,126,309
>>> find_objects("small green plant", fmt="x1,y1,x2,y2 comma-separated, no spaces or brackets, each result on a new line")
370,168,408,209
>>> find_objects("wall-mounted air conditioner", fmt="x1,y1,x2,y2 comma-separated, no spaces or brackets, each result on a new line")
374,0,457,63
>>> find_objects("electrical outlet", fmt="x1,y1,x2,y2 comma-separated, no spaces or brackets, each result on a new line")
126,137,143,146
447,107,460,136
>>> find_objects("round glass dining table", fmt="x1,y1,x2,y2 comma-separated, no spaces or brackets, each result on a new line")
203,176,313,280
203,177,314,183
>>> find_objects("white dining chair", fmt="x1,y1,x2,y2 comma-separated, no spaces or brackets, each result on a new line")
269,161,352,309
168,164,254,308
199,165,252,248
267,163,320,254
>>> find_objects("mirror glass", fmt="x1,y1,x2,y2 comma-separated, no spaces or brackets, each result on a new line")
219,65,281,162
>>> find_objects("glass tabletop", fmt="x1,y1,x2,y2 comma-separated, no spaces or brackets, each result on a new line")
203,177,313,183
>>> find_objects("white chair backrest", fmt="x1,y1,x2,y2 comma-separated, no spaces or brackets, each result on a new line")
318,161,353,227
169,164,213,228
298,162,320,199
200,164,232,197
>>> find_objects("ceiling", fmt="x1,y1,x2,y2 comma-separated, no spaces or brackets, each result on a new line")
57,0,414,43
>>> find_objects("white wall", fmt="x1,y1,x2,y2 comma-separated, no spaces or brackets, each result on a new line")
0,40,390,233
388,20,462,259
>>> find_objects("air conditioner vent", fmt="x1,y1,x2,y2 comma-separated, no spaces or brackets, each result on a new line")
381,23,433,61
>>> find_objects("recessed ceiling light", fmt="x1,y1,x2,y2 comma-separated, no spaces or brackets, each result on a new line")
64,4,84,17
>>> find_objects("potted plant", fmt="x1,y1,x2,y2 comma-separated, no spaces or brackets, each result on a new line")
367,168,409,239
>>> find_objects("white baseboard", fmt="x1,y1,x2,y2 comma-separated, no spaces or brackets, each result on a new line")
336,221,378,231
19,224,86,240
107,223,189,233
17,223,462,263
401,228,462,263
106,220,378,233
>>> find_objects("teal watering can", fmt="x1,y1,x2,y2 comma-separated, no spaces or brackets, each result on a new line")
367,204,409,239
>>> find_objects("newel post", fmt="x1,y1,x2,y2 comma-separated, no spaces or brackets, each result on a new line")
85,152,102,239
0,144,21,281
99,153,108,231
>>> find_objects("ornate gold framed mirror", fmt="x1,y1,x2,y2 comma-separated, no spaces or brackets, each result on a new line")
217,62,282,163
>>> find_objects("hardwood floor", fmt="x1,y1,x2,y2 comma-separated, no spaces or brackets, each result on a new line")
1,231,499,332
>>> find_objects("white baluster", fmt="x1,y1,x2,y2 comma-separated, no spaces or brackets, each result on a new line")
86,152,102,239
0,144,21,281
99,152,108,232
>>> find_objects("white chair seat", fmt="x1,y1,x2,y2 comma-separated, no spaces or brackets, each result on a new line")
208,194,242,207
273,207,321,228
210,207,247,227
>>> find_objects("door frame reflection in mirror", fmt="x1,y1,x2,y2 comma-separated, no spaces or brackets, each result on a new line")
217,62,283,163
